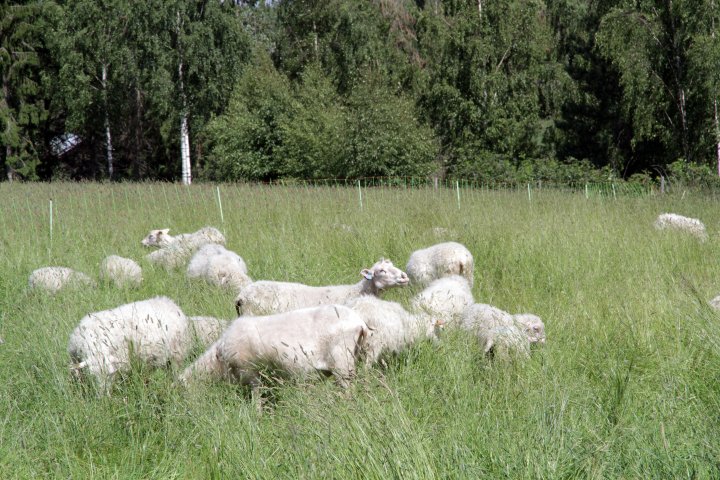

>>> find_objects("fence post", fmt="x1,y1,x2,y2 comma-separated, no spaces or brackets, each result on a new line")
456,180,461,209
216,186,225,233
527,183,532,203
49,199,53,260
358,180,363,210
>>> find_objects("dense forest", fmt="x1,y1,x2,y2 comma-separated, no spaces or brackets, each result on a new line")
2,0,720,184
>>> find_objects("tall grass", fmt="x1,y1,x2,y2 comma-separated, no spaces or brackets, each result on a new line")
1,181,720,478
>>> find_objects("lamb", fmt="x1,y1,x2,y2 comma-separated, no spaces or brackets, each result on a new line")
406,242,474,287
141,226,225,248
28,266,95,294
234,258,409,316
179,305,370,394
409,275,474,326
460,303,546,357
186,243,251,291
345,296,442,366
654,213,708,241
68,296,227,393
99,255,142,288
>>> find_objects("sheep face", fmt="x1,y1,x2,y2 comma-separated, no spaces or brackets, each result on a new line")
141,229,172,248
514,314,546,345
360,259,409,291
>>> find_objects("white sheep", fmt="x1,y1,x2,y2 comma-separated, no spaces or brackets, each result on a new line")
179,305,370,394
186,243,251,291
460,303,545,357
28,266,95,294
143,227,226,270
99,255,142,288
345,296,442,366
406,242,474,287
141,226,226,248
409,275,474,326
709,295,720,311
145,235,222,271
476,324,530,359
234,258,409,316
68,297,227,393
654,213,708,241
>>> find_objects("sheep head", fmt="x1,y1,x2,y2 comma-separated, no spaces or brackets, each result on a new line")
141,228,172,248
360,258,409,293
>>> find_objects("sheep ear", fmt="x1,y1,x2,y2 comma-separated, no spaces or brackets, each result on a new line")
361,269,374,280
160,229,170,235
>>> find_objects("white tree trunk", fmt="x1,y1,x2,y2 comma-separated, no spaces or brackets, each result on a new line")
178,58,191,185
180,112,191,185
102,64,114,179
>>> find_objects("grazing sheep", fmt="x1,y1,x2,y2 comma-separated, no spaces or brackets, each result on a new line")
654,213,708,241
431,226,459,240
99,255,142,288
345,296,442,366
141,226,225,248
709,295,720,311
410,275,474,326
406,242,474,287
145,236,223,271
28,266,94,294
234,258,409,316
476,324,530,360
187,243,251,291
179,305,370,394
68,297,227,393
143,227,226,270
460,303,545,357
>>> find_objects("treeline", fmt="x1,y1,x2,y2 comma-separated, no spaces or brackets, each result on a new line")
2,0,720,184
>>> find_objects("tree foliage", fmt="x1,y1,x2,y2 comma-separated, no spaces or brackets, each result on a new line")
3,0,720,182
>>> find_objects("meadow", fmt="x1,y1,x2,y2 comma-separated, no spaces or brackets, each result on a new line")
1,181,720,478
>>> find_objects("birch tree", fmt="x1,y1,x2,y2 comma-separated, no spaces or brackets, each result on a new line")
133,0,250,184
58,0,134,179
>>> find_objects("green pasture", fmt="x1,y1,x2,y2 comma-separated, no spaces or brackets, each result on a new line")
1,182,720,478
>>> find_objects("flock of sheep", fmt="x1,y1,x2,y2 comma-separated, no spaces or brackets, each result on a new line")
22,209,719,402
26,226,547,400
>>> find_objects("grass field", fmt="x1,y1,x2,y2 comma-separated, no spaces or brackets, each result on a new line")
2,181,720,478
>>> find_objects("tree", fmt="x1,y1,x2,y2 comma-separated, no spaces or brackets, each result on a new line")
132,0,252,184
0,3,60,180
56,0,137,179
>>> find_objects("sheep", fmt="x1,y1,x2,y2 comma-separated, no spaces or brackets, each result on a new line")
460,303,546,357
141,226,225,248
409,275,474,326
99,255,142,288
345,296,442,366
476,324,531,360
406,242,474,287
186,243,251,291
28,266,94,294
145,234,224,271
68,297,227,393
143,227,226,270
234,258,409,316
654,213,708,241
709,295,720,311
179,305,370,397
